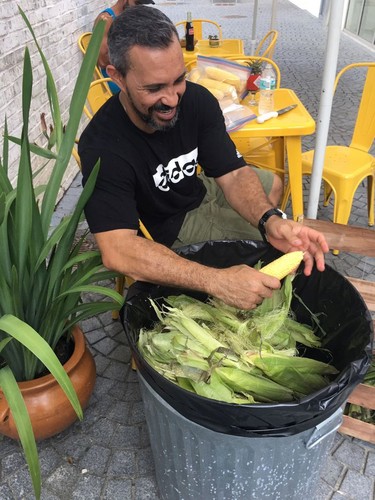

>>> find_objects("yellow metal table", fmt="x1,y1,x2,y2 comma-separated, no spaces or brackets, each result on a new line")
182,39,244,66
230,88,316,220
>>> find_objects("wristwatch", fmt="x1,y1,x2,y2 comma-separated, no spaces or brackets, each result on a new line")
258,208,287,243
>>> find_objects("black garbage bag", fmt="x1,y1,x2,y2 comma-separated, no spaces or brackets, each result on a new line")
121,240,373,437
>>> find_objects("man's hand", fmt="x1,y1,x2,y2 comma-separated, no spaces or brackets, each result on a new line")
208,265,281,310
264,217,329,276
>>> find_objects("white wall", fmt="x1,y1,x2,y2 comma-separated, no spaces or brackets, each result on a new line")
0,0,104,197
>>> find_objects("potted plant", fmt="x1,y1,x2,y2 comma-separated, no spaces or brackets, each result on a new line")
0,9,122,500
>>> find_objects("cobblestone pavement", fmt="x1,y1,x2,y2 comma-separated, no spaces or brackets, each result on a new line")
1,1,374,499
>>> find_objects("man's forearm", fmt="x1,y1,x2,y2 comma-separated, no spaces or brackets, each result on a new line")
95,230,218,295
215,166,273,227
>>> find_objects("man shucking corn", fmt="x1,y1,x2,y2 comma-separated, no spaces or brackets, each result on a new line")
80,6,329,312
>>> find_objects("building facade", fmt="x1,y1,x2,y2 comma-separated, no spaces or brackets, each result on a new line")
290,0,374,49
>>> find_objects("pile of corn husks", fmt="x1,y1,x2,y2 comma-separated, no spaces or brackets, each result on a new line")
138,276,338,404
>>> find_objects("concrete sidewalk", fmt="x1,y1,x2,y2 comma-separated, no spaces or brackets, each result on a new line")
1,1,374,499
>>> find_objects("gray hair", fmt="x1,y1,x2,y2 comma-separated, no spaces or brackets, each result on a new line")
108,6,179,76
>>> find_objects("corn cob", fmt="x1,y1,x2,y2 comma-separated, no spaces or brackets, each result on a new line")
188,68,201,83
202,86,225,101
260,251,304,280
197,77,236,97
205,67,242,91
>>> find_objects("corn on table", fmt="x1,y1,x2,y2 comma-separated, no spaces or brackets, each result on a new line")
182,38,245,67
230,88,316,220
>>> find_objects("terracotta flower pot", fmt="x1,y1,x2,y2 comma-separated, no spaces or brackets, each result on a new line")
0,326,96,441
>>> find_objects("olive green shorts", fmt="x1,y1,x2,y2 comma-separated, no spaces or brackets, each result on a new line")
172,167,274,248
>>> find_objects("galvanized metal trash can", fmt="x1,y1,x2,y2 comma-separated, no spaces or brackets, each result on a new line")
139,374,343,500
122,241,372,500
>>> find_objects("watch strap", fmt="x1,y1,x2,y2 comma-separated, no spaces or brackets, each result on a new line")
258,208,287,243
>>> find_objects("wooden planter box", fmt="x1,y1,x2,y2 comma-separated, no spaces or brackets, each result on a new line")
304,219,375,444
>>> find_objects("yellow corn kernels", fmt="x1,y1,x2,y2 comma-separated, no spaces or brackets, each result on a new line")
202,86,225,100
205,67,242,91
260,251,304,280
197,77,236,97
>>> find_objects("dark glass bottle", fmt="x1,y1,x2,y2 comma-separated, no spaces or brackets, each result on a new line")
185,12,195,52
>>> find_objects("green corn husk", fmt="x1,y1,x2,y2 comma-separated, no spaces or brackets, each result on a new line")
138,275,338,403
190,371,255,404
215,366,295,402
247,352,339,395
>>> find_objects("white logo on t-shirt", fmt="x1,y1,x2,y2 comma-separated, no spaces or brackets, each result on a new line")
153,148,198,192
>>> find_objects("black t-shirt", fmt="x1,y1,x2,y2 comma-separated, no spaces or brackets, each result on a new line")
79,81,246,246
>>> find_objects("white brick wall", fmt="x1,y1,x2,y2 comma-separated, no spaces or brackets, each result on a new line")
0,0,104,200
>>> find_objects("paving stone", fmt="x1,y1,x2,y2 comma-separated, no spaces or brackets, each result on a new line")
134,475,161,500
38,447,63,477
334,439,367,471
365,451,375,477
108,379,128,401
7,466,35,499
44,464,82,497
1,451,26,482
91,375,116,398
0,483,14,500
102,478,132,499
71,473,103,499
78,445,111,475
86,417,118,447
92,352,111,375
314,479,335,500
107,449,137,476
40,489,61,500
137,448,156,475
111,424,142,449
84,328,107,345
129,400,147,425
0,438,19,460
109,344,132,363
80,316,102,333
123,381,143,402
104,321,124,338
339,469,374,499
107,400,132,424
90,393,119,420
92,336,118,356
103,359,129,381
321,456,345,487
52,432,93,462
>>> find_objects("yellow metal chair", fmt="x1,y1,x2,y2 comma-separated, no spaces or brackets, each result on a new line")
83,78,113,119
78,32,103,81
175,19,223,40
281,62,375,230
78,32,93,54
254,30,278,59
224,55,285,181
